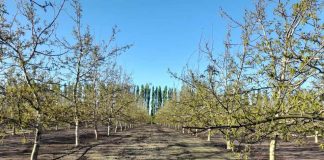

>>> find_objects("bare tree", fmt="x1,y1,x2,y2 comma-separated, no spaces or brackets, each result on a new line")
57,0,131,145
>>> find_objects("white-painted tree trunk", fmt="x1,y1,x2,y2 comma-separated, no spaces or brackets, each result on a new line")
30,127,41,160
94,126,98,140
182,128,185,134
225,134,234,151
315,131,319,143
226,140,233,151
107,125,110,136
75,119,79,147
269,138,277,160
207,129,211,141
55,125,58,131
195,129,198,137
30,112,41,160
115,123,118,133
12,125,16,135
120,123,123,132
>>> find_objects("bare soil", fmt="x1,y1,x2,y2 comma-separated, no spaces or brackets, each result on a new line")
0,125,323,159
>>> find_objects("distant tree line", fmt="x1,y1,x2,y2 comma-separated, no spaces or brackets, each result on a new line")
133,84,177,116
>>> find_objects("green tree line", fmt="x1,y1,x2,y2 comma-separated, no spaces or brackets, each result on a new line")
133,84,176,116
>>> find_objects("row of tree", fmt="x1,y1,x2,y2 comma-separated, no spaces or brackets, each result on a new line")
155,0,323,159
134,84,176,116
0,1,150,159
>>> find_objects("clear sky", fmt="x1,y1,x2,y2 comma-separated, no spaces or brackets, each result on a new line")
6,0,254,87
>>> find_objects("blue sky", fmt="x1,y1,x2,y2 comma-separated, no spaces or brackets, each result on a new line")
74,0,254,87
6,0,254,87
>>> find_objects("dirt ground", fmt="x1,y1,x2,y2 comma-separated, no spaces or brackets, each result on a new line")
0,125,323,159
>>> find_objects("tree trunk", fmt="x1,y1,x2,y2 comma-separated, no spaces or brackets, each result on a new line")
182,128,185,134
12,125,16,135
226,134,234,151
75,119,79,147
30,127,41,160
55,125,58,131
269,136,278,160
195,129,198,137
94,125,98,140
21,127,27,144
315,130,319,143
207,128,211,141
114,122,118,133
30,112,42,160
226,140,234,151
107,125,110,136
120,123,123,132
